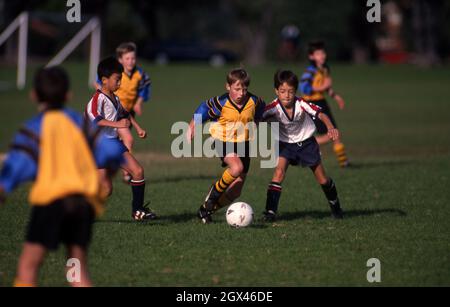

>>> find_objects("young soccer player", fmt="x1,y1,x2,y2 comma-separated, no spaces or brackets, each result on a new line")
96,42,152,182
299,41,349,167
86,57,156,221
0,66,124,287
263,70,344,221
187,68,265,224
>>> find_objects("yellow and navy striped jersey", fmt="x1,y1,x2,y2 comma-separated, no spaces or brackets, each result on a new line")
299,63,330,101
193,93,265,143
0,108,124,216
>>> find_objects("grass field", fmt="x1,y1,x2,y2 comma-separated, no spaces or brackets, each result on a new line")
0,62,449,286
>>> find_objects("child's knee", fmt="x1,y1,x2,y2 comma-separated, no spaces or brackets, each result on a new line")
130,164,144,180
229,164,244,177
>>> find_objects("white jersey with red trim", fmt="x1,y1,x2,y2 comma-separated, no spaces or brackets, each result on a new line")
263,97,321,143
85,90,127,139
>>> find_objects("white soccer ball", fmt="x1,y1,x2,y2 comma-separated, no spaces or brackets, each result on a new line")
226,202,254,228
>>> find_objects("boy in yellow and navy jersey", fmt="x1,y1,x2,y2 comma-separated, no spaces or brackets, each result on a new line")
187,68,265,224
299,41,350,167
0,67,124,287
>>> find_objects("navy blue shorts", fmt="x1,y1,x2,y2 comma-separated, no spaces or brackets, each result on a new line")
279,137,321,167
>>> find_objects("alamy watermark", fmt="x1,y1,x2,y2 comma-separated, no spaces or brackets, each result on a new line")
66,258,81,283
66,0,81,23
366,258,381,283
367,0,381,23
171,115,279,169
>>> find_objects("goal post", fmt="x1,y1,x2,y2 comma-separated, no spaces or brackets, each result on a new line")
0,12,29,90
46,17,101,88
0,12,101,90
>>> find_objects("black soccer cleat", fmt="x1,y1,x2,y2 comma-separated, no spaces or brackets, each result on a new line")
263,210,277,222
203,184,222,212
197,206,213,224
132,203,158,221
329,200,343,219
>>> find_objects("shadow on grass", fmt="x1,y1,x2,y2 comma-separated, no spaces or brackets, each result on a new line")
343,160,414,170
152,175,217,184
279,208,407,221
96,212,198,225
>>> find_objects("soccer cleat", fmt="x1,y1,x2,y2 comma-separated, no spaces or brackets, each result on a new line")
329,200,343,219
132,203,157,221
263,210,277,222
203,184,221,212
197,206,213,224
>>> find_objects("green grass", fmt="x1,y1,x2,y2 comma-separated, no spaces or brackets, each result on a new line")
0,62,449,286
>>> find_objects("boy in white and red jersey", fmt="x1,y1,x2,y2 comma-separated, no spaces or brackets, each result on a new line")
86,57,156,221
262,70,343,221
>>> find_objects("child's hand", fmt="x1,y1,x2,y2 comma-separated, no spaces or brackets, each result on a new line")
327,128,340,141
334,94,345,110
118,119,131,128
137,128,147,139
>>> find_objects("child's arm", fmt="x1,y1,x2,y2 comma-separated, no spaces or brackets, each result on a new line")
0,150,37,203
318,112,339,141
300,99,339,141
129,115,147,139
134,69,152,116
313,77,332,92
96,118,130,129
187,97,221,142
328,87,345,110
133,97,145,116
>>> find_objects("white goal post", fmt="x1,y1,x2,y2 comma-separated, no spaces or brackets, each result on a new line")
46,17,101,88
0,12,101,89
0,12,29,89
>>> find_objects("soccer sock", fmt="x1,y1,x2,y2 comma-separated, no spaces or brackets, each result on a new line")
333,143,349,167
321,178,340,207
203,170,237,212
213,193,233,211
130,179,146,212
266,182,282,213
215,169,238,194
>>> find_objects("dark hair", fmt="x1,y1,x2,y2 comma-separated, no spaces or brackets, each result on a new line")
274,70,299,89
308,40,326,55
97,56,124,80
33,66,69,108
116,42,137,58
226,68,250,87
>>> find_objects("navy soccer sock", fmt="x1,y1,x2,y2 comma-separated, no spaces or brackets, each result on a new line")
321,178,340,207
130,179,146,212
266,182,282,213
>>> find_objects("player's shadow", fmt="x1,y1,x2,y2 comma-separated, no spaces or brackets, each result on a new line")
343,160,414,170
96,212,201,225
152,175,217,184
157,212,200,224
280,208,407,221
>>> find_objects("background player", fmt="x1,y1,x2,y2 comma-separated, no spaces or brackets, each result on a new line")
299,41,349,167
